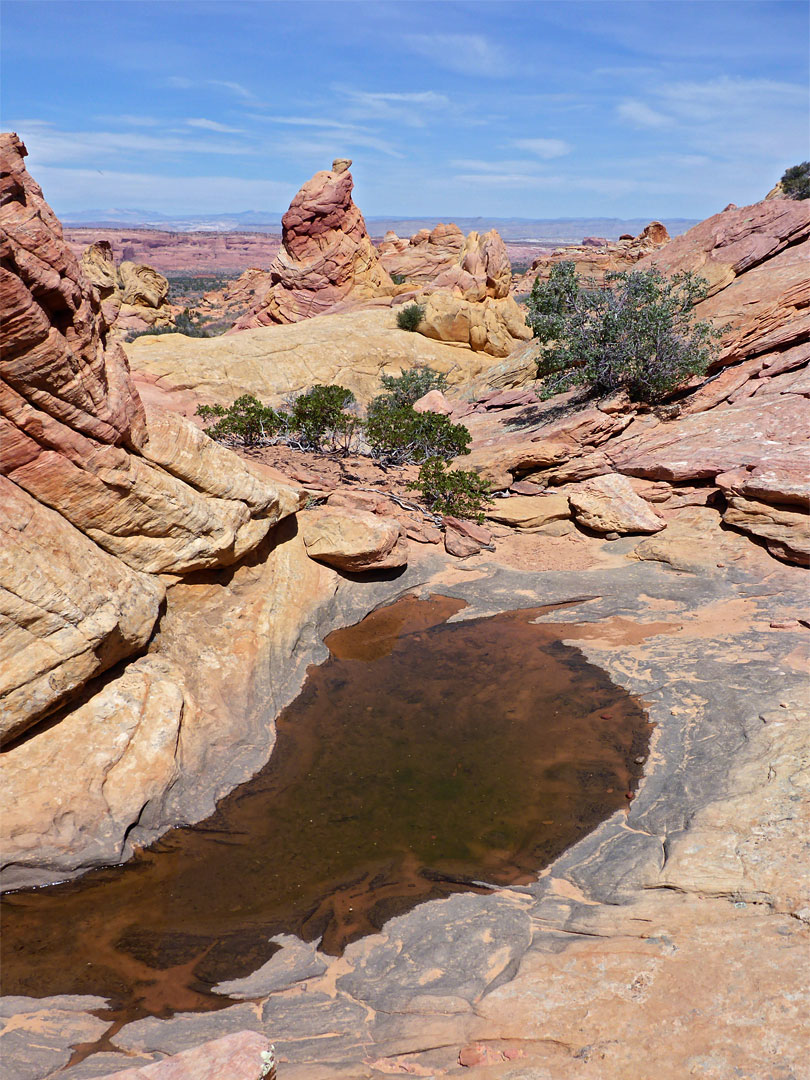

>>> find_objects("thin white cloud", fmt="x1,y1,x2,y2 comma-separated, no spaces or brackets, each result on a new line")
404,34,507,78
617,100,670,128
96,114,161,128
19,121,250,165
166,76,256,101
275,132,403,160
186,118,245,133
512,138,572,159
256,115,364,131
338,87,451,128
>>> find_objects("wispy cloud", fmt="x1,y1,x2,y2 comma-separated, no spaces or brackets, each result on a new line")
19,120,250,165
338,87,451,128
404,33,507,78
512,138,572,159
167,76,257,101
186,118,245,133
617,100,670,128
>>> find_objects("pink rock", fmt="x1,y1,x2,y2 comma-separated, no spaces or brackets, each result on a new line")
413,389,454,415
233,163,395,328
97,1031,272,1079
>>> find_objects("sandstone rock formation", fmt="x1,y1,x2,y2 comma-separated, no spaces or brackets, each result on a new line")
300,506,408,572
233,161,397,329
81,239,174,334
415,290,532,357
0,132,301,746
378,222,465,283
512,220,671,293
567,473,666,535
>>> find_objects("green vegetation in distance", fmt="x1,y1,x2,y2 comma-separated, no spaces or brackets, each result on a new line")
526,262,725,403
396,302,425,331
779,161,810,200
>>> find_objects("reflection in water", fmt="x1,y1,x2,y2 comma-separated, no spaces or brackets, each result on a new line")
1,595,650,1027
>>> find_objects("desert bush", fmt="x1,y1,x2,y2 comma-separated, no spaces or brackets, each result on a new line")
364,398,470,465
408,458,492,522
378,365,449,407
779,161,810,200
128,309,213,341
396,302,425,331
288,384,358,452
196,394,284,446
390,273,407,285
527,264,724,403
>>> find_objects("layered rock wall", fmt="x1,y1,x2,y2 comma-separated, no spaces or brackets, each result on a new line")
0,132,302,750
81,239,174,335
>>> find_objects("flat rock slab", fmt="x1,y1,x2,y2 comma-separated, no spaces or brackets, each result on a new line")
97,1031,272,1080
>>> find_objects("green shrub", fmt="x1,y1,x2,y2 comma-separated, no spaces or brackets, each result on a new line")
128,308,213,341
196,394,284,446
409,458,492,522
378,365,449,407
364,398,470,465
779,161,810,200
396,302,425,332
288,384,358,452
526,264,724,403
390,273,407,285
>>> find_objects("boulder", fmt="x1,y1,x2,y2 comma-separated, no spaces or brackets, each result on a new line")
485,493,571,530
567,473,666,535
412,388,454,415
722,493,810,567
233,161,396,328
300,507,408,572
415,291,533,357
443,515,493,556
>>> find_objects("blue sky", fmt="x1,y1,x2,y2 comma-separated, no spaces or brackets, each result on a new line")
2,0,808,220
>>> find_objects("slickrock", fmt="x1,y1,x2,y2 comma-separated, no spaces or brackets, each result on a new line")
567,473,667,535
127,306,502,408
414,290,533,357
97,1031,274,1080
300,507,408,572
233,160,396,328
0,476,164,746
194,266,274,328
0,656,194,885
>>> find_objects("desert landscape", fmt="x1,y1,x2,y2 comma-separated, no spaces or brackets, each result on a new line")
1,3,809,1080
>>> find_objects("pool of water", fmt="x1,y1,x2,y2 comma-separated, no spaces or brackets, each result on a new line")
1,594,650,1026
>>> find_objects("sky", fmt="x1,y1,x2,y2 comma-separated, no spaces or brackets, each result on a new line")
2,0,808,221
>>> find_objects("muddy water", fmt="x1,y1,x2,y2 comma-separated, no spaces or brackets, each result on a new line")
1,595,650,1026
